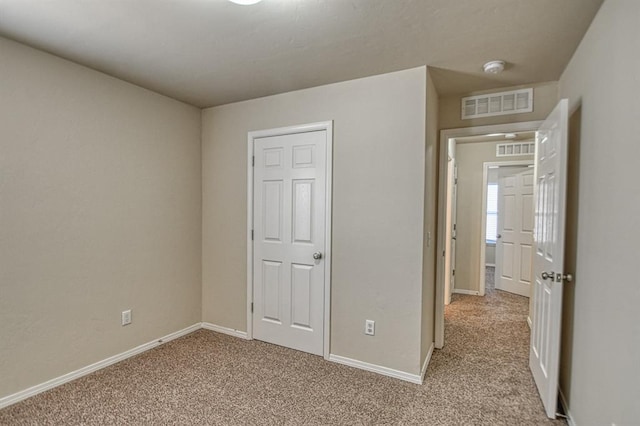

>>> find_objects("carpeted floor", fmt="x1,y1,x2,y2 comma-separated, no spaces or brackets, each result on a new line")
1,282,563,425
485,265,496,292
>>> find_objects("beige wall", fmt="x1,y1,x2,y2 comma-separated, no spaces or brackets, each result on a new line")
455,142,532,292
558,1,639,423
485,244,496,265
202,67,428,375
420,69,439,364
439,81,558,130
0,37,202,399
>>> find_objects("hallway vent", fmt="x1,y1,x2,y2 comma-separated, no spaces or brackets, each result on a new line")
461,88,533,119
496,142,535,157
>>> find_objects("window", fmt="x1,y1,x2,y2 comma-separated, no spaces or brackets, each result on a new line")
486,184,498,243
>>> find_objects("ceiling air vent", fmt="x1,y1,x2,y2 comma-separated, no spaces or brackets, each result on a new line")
461,88,533,120
496,142,535,157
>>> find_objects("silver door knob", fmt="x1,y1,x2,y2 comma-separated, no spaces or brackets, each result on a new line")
497,234,502,239
313,252,323,260
541,271,554,280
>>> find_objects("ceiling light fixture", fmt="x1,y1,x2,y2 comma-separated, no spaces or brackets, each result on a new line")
483,60,505,74
228,0,262,5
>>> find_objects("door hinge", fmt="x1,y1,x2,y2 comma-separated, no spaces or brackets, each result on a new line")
252,156,255,167
251,302,254,313
452,269,456,276
453,224,456,231
442,250,446,257
251,230,254,240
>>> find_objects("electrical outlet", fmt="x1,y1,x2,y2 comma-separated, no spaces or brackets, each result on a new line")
121,310,132,326
365,320,375,336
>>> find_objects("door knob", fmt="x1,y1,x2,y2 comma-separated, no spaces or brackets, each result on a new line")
313,252,323,260
541,271,554,280
497,234,502,239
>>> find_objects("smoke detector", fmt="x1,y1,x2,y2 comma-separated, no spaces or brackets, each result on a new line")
483,60,506,74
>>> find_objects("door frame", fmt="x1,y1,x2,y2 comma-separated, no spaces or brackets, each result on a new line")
479,160,533,296
246,121,333,359
443,157,456,305
435,121,542,349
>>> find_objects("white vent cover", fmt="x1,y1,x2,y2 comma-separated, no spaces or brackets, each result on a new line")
496,142,535,157
461,88,533,119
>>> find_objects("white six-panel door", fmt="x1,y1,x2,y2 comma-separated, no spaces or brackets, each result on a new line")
496,166,534,297
252,129,327,356
530,99,569,419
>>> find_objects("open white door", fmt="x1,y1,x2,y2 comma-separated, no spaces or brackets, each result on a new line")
530,99,569,418
495,166,534,297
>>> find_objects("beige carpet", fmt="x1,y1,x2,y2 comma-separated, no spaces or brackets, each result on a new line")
1,287,564,425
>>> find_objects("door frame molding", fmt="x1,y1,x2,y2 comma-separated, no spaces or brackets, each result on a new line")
246,121,334,359
480,160,533,296
436,121,542,349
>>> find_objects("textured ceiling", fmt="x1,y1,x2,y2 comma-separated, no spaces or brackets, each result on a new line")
0,0,603,107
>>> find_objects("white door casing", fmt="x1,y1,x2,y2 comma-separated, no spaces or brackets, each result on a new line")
248,122,332,358
495,167,534,297
530,99,569,419
444,159,457,305
436,121,543,349
450,163,458,297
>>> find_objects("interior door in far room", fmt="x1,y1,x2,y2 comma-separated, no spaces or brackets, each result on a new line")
252,130,326,356
495,166,534,297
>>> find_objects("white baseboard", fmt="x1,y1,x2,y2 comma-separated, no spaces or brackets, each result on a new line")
420,342,434,381
527,316,532,329
328,354,423,385
0,323,201,410
453,289,480,296
201,322,249,340
559,388,576,426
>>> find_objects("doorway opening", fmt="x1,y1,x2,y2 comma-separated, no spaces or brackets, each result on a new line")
435,100,570,420
436,122,542,346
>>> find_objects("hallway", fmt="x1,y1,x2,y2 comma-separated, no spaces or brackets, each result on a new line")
425,272,565,424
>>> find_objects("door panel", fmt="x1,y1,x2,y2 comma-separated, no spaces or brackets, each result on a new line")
292,180,313,243
291,263,313,329
502,243,514,278
520,245,532,282
263,181,283,241
262,260,283,323
530,99,569,419
253,130,327,356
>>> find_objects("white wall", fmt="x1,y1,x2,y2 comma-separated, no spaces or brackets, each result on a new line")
557,1,640,423
0,37,202,399
202,67,429,375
